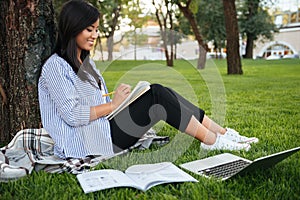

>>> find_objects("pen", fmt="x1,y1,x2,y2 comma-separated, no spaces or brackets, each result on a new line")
102,91,115,97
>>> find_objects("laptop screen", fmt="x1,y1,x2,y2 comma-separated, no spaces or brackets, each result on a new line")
231,146,300,178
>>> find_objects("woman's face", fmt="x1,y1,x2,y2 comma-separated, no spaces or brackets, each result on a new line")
76,19,99,53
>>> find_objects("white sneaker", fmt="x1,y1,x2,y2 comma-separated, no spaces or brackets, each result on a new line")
224,128,259,144
201,134,251,151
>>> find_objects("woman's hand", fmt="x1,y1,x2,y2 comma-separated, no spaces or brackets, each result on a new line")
90,83,131,121
111,83,131,110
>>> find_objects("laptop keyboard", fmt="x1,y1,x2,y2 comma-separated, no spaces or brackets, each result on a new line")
199,159,250,179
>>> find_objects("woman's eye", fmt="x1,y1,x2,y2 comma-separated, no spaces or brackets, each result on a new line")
86,28,93,32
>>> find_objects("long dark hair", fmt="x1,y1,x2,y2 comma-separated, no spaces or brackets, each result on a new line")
54,0,100,84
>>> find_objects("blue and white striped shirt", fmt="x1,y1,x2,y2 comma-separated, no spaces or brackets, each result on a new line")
38,54,114,158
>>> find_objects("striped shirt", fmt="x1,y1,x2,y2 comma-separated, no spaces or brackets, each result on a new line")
38,54,114,159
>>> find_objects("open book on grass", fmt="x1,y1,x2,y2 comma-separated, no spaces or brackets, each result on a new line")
106,81,151,120
77,162,198,193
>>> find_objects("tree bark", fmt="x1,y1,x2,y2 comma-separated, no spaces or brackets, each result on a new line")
177,2,207,69
107,36,114,61
222,0,243,74
0,0,56,143
245,35,254,59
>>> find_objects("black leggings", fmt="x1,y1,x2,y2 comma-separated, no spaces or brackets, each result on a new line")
109,84,205,153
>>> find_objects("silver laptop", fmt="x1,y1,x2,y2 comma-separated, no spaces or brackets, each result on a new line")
180,146,300,181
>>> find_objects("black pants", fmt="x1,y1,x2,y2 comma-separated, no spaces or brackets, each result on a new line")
109,84,205,153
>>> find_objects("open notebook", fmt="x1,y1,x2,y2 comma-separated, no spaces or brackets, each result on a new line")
180,146,300,181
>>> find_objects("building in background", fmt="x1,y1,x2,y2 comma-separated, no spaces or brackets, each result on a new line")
254,0,300,59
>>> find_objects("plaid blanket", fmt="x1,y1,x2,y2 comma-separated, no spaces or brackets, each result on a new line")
0,128,169,182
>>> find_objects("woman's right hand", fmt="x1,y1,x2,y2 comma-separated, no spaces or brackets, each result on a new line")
111,83,131,110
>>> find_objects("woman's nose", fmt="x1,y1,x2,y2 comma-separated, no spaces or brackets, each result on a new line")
92,30,99,38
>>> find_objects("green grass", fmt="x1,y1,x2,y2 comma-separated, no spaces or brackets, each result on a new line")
1,59,300,200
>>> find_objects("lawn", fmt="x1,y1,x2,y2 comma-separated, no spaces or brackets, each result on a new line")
1,59,299,200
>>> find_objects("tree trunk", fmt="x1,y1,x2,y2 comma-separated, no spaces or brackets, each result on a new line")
107,36,114,61
161,30,172,66
106,5,121,61
222,0,243,74
245,35,254,58
244,0,259,59
0,0,56,143
168,9,174,67
177,3,207,69
198,45,207,69
153,0,174,67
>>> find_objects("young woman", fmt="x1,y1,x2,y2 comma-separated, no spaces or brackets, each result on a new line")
38,0,258,159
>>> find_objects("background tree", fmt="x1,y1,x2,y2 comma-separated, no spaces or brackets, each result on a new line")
124,30,148,59
53,0,65,19
238,0,277,58
152,0,176,67
123,0,148,60
171,23,187,59
0,0,56,143
175,13,192,38
174,0,207,69
196,0,226,58
97,0,130,61
222,0,243,74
